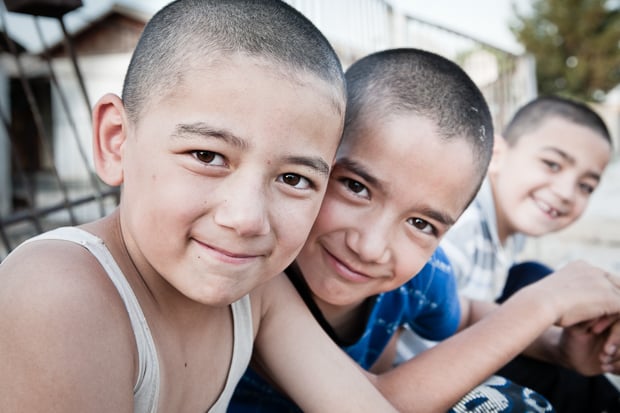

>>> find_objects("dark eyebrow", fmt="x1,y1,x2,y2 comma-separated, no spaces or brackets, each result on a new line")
336,157,381,188
173,122,248,149
541,146,575,164
285,155,331,177
173,122,330,177
541,146,602,182
338,157,456,227
419,206,456,228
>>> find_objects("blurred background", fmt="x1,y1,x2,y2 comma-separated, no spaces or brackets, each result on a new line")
0,0,619,270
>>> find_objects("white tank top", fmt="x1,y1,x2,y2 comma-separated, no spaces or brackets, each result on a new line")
14,227,253,413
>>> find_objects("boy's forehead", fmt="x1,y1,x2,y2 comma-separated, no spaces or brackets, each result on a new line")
215,54,344,111
144,53,345,124
518,116,611,152
337,112,481,213
513,117,611,171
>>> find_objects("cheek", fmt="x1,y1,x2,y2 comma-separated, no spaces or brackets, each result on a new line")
274,202,324,257
393,243,435,286
311,196,352,234
567,196,589,220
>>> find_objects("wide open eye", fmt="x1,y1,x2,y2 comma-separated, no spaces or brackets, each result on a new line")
342,178,369,199
192,150,226,166
279,173,312,190
407,217,435,235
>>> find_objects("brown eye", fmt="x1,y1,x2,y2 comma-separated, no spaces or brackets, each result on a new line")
192,151,225,166
195,151,216,163
282,174,301,186
279,173,311,189
339,178,369,199
408,217,435,235
346,179,365,194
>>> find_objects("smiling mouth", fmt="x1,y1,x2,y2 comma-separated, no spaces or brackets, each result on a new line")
194,238,263,263
534,198,562,219
323,247,373,283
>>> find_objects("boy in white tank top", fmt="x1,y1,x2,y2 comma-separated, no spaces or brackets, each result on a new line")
0,1,397,412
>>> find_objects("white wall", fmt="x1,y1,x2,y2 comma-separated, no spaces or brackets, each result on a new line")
52,53,131,182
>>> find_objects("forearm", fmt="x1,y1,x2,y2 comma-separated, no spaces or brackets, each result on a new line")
376,287,557,412
465,297,564,365
254,276,398,413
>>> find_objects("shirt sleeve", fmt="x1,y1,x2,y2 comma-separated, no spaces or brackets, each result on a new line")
440,204,483,289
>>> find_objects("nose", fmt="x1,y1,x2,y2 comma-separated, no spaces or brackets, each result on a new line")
213,178,270,237
551,173,577,204
345,215,391,264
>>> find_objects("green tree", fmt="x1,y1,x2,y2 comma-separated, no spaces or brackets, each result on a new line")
511,0,620,101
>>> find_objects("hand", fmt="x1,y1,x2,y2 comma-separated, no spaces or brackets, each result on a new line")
532,261,620,327
597,316,620,374
559,315,620,376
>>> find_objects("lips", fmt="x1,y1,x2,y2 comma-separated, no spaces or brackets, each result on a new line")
322,247,374,283
194,238,264,264
533,198,563,219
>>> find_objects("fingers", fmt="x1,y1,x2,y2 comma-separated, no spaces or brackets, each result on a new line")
605,271,620,288
550,263,620,327
591,315,619,335
601,318,620,373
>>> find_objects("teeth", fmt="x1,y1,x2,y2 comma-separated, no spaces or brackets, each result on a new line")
535,199,561,218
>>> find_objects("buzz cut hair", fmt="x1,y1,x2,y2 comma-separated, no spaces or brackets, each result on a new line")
503,95,612,147
121,0,345,123
343,48,494,181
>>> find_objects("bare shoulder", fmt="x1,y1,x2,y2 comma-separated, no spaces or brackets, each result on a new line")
0,239,137,411
249,272,313,340
249,272,300,321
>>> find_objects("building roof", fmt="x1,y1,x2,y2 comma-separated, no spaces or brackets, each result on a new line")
1,0,153,55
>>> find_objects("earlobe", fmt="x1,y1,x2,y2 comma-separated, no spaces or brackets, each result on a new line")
92,93,128,186
488,134,508,175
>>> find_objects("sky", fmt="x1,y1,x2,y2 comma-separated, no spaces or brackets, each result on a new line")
392,0,533,54
2,0,533,55
120,0,534,54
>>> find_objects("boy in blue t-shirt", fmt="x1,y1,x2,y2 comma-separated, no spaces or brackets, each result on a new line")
230,48,620,412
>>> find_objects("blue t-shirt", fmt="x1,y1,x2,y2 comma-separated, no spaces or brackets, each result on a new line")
228,247,461,412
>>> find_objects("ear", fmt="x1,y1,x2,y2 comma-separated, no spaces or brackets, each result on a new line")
92,93,129,186
487,134,508,176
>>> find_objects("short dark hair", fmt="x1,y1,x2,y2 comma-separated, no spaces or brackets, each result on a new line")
122,0,345,123
344,48,494,183
503,95,612,148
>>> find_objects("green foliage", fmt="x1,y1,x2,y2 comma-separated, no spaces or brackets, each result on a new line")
511,0,620,101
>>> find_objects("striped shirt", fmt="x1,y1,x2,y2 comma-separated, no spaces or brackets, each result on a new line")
440,179,525,302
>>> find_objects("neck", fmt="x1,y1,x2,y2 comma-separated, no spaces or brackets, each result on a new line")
313,296,370,344
286,264,370,345
489,179,512,245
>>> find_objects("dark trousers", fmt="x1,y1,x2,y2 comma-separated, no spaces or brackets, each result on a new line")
496,262,620,413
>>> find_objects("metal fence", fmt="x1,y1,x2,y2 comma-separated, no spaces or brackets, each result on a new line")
0,0,536,260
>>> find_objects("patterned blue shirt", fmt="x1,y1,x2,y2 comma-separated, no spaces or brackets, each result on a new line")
228,247,461,412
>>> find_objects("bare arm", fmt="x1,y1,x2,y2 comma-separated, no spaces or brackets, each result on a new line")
251,274,397,413
374,260,620,412
462,262,620,370
0,242,136,412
